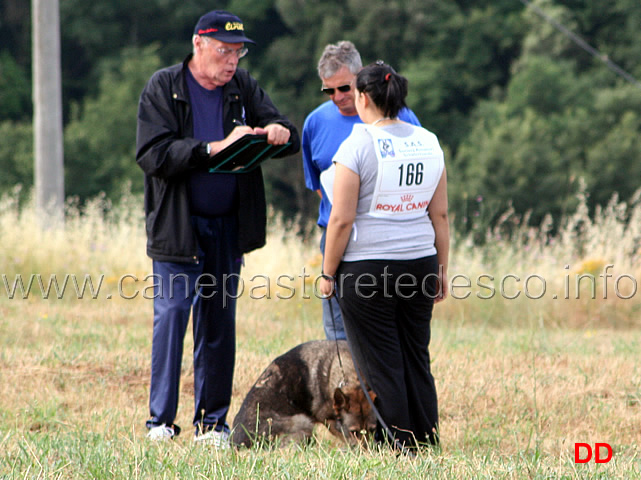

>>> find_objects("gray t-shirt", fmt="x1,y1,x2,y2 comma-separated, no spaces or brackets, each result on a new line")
325,122,444,262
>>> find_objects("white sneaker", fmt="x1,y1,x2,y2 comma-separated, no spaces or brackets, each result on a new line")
194,429,230,449
147,424,175,441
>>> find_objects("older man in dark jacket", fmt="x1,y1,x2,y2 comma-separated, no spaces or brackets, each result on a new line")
136,10,299,446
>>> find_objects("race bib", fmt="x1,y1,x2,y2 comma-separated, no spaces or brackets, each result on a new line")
364,124,444,220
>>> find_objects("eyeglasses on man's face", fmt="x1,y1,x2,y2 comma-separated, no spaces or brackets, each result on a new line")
215,46,249,58
321,84,352,95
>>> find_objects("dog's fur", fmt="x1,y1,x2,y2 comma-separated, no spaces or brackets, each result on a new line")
232,340,376,447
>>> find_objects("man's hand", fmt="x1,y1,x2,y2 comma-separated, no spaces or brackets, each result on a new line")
207,124,290,157
226,125,256,145
263,123,291,145
208,126,258,156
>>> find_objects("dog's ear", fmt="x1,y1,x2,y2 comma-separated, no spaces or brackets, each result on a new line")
333,387,349,414
368,390,377,403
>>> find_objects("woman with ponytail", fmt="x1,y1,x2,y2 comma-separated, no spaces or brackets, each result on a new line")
319,61,449,450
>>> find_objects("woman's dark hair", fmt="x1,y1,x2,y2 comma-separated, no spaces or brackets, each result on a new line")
356,61,408,119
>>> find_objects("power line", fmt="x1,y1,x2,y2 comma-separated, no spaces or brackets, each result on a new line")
519,0,641,90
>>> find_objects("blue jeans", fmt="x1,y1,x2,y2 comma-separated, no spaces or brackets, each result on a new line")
146,215,242,435
320,228,346,341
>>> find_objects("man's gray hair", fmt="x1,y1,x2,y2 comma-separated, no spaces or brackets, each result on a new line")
317,41,362,80
193,34,211,55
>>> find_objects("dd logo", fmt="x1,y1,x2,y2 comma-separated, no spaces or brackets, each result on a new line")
574,443,613,463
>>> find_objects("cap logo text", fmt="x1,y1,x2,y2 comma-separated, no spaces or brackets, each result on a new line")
225,22,244,31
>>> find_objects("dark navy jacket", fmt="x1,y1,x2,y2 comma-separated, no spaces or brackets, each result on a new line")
136,55,300,262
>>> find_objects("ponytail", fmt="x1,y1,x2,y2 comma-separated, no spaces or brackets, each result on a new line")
356,61,408,119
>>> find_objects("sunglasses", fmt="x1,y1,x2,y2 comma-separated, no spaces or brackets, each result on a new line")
321,84,352,95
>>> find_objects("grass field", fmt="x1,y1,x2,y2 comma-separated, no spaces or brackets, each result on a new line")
0,191,640,479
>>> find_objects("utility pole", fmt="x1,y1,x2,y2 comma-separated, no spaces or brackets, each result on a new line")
32,0,64,224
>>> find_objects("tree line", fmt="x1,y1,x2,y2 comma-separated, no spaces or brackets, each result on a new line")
1,0,640,235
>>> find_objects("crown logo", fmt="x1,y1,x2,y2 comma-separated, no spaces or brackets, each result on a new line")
401,194,414,202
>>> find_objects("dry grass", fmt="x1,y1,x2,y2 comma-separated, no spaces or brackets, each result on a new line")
0,190,640,478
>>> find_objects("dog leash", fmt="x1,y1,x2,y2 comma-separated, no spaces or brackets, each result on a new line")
328,296,348,387
326,297,415,457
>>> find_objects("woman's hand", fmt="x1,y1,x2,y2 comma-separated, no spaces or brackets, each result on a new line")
319,275,335,298
434,272,449,304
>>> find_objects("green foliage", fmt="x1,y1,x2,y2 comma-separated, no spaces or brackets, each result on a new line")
452,42,641,234
0,51,31,121
0,121,33,196
2,0,641,227
453,106,578,233
64,46,163,202
582,85,641,209
520,0,579,62
506,57,589,115
585,108,641,208
59,0,220,72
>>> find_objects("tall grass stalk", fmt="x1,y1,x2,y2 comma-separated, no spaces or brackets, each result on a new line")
0,189,639,478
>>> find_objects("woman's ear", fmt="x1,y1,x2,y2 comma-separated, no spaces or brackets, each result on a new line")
359,91,369,109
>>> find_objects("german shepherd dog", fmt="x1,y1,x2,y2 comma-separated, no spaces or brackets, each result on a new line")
232,340,377,447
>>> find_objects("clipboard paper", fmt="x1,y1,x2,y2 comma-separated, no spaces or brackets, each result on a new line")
208,134,291,173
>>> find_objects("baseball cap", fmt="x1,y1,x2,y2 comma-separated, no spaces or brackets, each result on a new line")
194,10,255,44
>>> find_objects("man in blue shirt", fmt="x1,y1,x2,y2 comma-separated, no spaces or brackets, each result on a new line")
302,41,420,340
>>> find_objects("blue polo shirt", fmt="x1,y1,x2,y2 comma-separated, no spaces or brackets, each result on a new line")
186,68,238,217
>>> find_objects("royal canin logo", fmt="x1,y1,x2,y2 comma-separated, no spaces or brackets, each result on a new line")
401,194,414,202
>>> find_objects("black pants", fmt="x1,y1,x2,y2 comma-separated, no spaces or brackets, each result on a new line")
336,256,439,447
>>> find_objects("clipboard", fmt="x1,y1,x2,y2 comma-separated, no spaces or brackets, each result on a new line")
208,134,291,173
